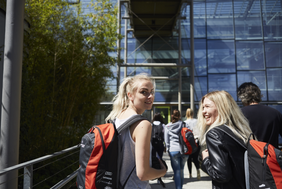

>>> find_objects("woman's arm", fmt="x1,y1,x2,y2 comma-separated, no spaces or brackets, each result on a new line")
201,129,232,183
132,120,167,181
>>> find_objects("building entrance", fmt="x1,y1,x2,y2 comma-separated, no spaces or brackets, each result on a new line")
153,106,171,124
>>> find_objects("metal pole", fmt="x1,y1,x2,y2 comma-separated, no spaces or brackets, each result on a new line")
117,0,121,93
190,1,195,112
178,18,182,114
0,0,24,188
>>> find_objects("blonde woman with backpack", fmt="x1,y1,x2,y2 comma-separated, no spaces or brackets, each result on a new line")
198,90,252,189
105,73,167,189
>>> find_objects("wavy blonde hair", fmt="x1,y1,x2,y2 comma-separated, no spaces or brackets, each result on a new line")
197,90,252,145
105,73,155,122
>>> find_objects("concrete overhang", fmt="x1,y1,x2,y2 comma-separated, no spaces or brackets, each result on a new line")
126,0,191,38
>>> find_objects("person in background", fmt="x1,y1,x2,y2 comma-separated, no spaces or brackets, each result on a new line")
184,108,201,180
237,82,282,148
165,109,189,189
151,113,165,160
151,113,166,187
105,73,167,189
198,90,252,189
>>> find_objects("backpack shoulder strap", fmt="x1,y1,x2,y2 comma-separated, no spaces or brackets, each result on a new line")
215,125,247,150
116,114,147,134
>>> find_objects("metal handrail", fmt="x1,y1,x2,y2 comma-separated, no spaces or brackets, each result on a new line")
0,144,80,189
0,144,80,176
51,169,79,189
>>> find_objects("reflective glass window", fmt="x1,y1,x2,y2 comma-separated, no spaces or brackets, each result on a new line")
181,38,191,65
195,76,207,101
155,80,179,102
206,0,234,39
194,1,206,38
237,71,267,101
152,37,179,63
265,42,282,67
267,68,282,101
182,76,191,102
262,0,282,41
127,38,152,63
208,74,237,100
236,41,265,70
195,39,207,76
234,0,263,40
208,40,235,73
183,2,206,38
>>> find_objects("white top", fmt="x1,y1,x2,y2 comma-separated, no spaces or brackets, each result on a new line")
115,116,151,189
184,118,199,138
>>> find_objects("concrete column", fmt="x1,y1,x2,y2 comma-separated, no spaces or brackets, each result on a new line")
0,0,24,188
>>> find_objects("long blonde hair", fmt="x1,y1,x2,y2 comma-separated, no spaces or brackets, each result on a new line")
105,73,155,122
197,90,252,145
185,108,194,119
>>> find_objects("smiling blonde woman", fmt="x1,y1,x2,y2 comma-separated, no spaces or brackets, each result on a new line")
197,90,252,189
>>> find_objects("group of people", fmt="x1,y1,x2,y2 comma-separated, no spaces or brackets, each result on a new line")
105,73,282,189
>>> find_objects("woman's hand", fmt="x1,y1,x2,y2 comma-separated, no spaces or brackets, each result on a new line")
202,149,209,160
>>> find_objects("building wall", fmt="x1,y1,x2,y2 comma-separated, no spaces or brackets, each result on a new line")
189,0,282,107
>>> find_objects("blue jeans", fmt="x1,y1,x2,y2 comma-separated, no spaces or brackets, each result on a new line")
169,151,189,189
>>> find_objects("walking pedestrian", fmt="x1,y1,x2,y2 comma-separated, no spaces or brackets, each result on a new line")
165,109,189,189
184,108,201,180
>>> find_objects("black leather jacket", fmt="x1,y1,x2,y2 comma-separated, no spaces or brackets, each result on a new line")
201,125,246,189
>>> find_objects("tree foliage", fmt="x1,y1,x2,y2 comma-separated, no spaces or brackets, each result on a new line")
21,0,120,162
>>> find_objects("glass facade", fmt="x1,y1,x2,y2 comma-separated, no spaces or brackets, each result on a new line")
79,0,282,124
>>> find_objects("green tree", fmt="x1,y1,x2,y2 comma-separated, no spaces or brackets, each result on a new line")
21,0,121,187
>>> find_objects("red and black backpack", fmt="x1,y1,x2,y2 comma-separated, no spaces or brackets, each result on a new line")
76,115,146,189
216,125,282,189
178,122,198,155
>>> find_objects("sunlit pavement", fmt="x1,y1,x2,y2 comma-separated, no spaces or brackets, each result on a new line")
150,152,212,189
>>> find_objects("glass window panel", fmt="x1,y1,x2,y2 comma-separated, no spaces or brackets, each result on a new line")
237,71,267,101
152,37,179,63
180,39,206,74
195,76,207,101
182,76,191,102
195,39,207,76
194,1,206,38
267,68,282,101
181,38,191,64
265,42,282,67
208,74,237,100
127,38,152,63
234,0,263,40
262,0,282,41
182,2,206,38
208,40,235,73
206,0,234,39
155,80,179,102
236,41,265,70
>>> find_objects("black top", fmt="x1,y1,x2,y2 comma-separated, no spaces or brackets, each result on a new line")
202,126,246,189
241,104,282,148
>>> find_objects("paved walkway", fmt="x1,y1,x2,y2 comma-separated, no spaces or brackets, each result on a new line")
149,152,212,189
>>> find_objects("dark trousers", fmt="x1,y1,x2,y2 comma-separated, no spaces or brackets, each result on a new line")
187,142,201,174
151,138,164,159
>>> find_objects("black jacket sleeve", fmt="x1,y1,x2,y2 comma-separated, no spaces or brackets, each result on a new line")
201,129,232,183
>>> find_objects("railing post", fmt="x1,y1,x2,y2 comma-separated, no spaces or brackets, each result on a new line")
24,165,33,189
